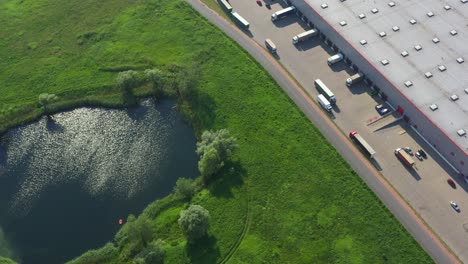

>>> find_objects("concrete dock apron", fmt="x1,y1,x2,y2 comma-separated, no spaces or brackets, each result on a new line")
184,0,460,263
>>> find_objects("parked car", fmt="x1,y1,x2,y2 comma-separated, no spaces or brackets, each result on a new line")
404,147,413,156
256,0,262,6
415,151,423,161
447,179,456,188
419,149,427,159
450,201,460,212
375,104,389,116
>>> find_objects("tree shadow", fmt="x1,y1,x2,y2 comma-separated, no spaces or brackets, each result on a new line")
188,89,219,131
45,116,65,134
125,100,150,121
186,234,220,264
208,160,247,198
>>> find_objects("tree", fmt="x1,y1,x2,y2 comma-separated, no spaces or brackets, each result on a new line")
133,240,164,264
116,70,139,91
198,146,223,181
173,178,196,200
178,205,210,241
128,217,153,249
144,68,163,93
38,93,58,114
196,129,237,161
196,129,237,180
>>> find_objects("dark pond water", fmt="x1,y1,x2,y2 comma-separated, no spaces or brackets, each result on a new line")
0,99,198,264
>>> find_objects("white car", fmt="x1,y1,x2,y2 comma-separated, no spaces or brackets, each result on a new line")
404,147,413,156
450,201,460,212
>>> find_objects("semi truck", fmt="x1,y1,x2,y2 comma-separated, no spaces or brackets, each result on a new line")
327,53,344,66
346,73,364,87
314,79,336,104
231,12,250,29
292,29,318,44
395,148,415,167
271,6,296,21
317,94,332,112
349,131,376,159
218,0,232,12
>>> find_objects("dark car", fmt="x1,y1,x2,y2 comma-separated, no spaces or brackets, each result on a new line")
447,179,456,188
256,0,262,6
419,149,427,159
375,104,389,116
415,151,423,161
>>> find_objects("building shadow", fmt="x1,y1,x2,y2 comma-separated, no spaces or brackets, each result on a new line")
402,123,468,192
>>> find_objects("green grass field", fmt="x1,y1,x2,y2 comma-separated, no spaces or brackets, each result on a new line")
0,0,433,263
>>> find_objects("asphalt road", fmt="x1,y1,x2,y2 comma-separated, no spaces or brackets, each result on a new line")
184,1,459,263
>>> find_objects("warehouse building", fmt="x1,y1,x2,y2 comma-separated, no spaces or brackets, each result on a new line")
287,0,468,175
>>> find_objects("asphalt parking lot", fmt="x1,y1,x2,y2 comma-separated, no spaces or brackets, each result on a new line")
227,0,468,261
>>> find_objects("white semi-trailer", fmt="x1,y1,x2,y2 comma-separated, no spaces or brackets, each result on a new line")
317,94,332,112
327,53,344,66
292,29,318,44
271,6,296,21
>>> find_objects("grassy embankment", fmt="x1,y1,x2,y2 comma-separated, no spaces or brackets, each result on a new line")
1,0,432,263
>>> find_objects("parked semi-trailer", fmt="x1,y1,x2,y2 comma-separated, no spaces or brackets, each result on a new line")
314,79,336,105
327,53,344,66
349,131,376,159
395,148,415,167
218,0,232,12
318,94,332,112
271,6,296,21
231,12,250,29
292,29,318,44
346,72,364,87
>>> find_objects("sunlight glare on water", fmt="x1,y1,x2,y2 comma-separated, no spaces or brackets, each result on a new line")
4,100,174,216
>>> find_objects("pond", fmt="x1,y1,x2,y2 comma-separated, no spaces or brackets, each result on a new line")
0,99,199,264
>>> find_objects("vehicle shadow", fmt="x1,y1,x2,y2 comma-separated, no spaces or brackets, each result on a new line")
332,104,341,113
347,82,368,95
271,52,281,60
370,158,383,171
272,16,298,28
408,165,422,181
293,37,321,52
329,61,348,73
243,29,254,38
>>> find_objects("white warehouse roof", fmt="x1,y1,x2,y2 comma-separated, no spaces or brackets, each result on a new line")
305,0,468,153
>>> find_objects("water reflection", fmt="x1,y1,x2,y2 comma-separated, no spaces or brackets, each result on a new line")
0,99,198,263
